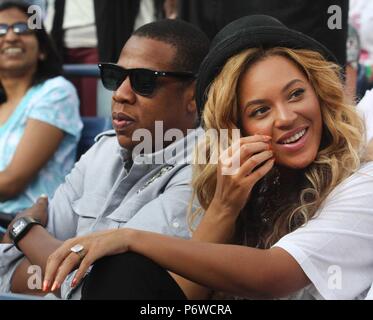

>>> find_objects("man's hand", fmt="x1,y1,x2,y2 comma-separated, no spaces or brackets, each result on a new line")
15,195,49,227
1,196,49,244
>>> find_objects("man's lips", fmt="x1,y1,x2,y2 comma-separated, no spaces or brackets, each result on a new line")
112,112,135,130
112,111,135,121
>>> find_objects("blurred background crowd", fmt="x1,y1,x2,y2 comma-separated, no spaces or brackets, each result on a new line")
21,0,373,116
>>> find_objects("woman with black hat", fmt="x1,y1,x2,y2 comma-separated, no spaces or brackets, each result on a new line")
43,15,373,300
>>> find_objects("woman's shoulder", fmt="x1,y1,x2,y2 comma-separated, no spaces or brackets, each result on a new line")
348,161,373,182
34,76,77,96
27,76,79,109
327,161,373,203
358,161,373,172
41,76,75,90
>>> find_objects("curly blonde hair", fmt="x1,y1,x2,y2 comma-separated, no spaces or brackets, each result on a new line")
190,47,365,248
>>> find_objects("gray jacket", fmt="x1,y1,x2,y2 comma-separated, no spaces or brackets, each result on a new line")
0,128,203,299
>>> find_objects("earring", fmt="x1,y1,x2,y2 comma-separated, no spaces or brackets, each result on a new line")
39,54,46,61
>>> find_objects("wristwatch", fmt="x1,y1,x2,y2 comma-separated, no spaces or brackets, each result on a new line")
8,217,42,250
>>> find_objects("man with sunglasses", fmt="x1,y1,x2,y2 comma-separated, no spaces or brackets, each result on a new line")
0,19,209,299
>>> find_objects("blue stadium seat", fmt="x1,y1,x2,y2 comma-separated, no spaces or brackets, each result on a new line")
0,212,14,229
0,225,6,237
77,117,112,160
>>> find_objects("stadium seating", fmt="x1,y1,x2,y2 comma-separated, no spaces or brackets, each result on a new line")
77,116,113,159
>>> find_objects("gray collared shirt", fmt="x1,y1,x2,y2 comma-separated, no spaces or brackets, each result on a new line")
0,128,203,299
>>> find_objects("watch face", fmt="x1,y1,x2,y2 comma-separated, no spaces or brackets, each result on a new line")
13,219,27,235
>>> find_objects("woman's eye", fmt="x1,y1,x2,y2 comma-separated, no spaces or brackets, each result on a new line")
289,88,305,100
250,106,269,117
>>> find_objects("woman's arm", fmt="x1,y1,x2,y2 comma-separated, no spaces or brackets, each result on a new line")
0,118,64,200
169,201,238,299
127,230,310,299
44,228,310,299
164,135,275,299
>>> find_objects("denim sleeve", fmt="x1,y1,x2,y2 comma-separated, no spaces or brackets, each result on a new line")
0,245,24,293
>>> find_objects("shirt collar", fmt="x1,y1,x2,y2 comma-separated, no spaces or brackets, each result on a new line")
118,127,204,167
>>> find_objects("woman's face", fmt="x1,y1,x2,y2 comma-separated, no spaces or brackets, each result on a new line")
0,8,41,78
238,55,322,169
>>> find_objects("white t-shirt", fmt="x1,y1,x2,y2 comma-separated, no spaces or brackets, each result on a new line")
274,161,373,300
45,0,97,48
357,89,373,143
134,0,156,31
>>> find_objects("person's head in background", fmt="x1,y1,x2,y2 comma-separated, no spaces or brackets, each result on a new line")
0,0,62,104
193,15,364,248
99,19,209,151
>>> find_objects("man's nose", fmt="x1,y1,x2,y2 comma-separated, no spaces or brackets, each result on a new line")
112,77,136,105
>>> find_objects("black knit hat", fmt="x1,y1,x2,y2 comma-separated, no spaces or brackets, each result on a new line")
196,15,338,111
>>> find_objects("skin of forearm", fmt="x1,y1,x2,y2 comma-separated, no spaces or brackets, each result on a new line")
0,172,13,201
11,258,57,296
0,171,25,201
11,226,62,295
170,202,238,299
18,226,62,272
192,201,237,243
127,229,307,299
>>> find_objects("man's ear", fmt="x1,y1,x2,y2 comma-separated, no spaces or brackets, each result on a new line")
187,98,197,114
185,81,197,114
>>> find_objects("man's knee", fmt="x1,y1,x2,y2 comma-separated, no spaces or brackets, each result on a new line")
81,252,186,300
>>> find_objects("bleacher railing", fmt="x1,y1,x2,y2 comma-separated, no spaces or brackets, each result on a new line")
63,63,100,78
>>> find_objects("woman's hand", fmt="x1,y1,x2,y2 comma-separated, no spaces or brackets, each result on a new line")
211,135,274,216
43,228,132,292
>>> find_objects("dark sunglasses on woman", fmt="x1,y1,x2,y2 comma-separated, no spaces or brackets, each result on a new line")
0,22,33,37
98,63,196,97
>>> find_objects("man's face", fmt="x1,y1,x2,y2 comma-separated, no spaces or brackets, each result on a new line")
111,36,196,151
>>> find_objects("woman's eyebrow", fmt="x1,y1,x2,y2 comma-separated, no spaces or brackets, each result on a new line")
244,99,267,110
281,79,304,93
243,79,305,110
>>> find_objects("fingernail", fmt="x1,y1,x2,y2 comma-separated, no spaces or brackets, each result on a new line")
51,281,59,291
71,278,77,288
39,194,48,198
263,135,272,141
42,280,49,292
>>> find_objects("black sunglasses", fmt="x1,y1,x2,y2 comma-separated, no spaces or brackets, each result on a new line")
98,63,196,96
0,22,32,37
